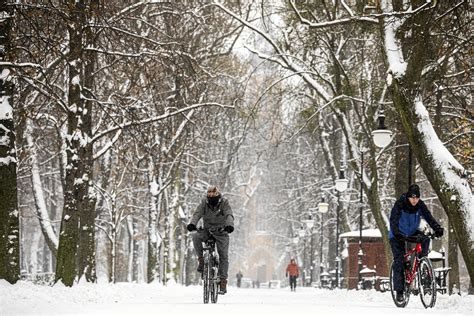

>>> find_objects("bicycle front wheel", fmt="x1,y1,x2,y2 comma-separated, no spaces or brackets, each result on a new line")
418,257,437,308
210,265,219,303
203,252,210,304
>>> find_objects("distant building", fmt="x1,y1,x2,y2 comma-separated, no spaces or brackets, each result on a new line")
339,229,388,290
229,183,279,286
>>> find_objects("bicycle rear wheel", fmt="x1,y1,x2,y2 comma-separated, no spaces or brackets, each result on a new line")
418,257,437,308
203,252,210,304
390,261,410,308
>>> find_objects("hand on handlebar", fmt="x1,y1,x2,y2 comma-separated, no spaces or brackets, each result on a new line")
187,223,197,232
224,226,234,233
434,227,444,238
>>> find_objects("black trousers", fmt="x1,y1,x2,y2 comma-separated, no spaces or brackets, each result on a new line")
289,276,297,289
390,236,430,292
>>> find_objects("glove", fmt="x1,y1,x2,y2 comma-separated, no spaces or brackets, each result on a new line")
434,227,444,238
224,226,234,233
187,223,196,232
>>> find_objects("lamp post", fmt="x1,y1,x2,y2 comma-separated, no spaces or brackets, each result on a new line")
298,225,306,285
302,214,315,285
334,162,348,288
358,151,364,287
318,198,329,285
370,113,393,288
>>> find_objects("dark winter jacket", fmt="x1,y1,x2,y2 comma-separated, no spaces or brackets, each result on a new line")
190,196,234,230
389,194,441,239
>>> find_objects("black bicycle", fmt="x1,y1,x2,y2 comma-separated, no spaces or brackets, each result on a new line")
200,228,222,304
390,234,437,308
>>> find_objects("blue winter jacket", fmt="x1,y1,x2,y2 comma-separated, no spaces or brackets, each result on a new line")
389,194,440,239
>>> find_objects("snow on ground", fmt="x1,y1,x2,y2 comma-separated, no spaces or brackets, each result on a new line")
1,280,473,316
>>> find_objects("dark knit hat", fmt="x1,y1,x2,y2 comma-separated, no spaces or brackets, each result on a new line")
407,184,420,198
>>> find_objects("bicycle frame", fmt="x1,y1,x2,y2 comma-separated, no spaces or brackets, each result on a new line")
403,242,422,285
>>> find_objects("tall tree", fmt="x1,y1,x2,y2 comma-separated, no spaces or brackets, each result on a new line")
56,0,97,286
0,0,20,284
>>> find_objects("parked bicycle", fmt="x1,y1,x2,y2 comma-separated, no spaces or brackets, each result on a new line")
200,228,223,304
390,234,437,308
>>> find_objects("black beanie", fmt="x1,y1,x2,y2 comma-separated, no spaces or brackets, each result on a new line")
407,184,420,198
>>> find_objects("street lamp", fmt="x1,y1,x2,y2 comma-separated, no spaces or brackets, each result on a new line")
334,162,348,288
318,198,329,214
292,233,299,245
371,112,393,148
335,167,349,193
298,225,306,238
302,214,314,230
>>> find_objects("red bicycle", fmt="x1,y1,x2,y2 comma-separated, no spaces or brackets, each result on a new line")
390,234,437,308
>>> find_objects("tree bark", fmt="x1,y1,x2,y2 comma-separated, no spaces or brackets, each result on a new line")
0,0,20,284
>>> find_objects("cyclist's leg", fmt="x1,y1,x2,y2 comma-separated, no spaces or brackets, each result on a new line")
420,237,430,257
390,238,405,292
192,230,208,257
214,233,230,279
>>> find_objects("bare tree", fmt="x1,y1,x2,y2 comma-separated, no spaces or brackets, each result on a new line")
0,0,19,284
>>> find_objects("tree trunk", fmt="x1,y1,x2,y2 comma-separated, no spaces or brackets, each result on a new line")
394,119,411,197
448,222,460,295
56,1,98,286
0,0,20,284
26,118,58,257
77,15,97,283
147,158,159,283
56,1,86,286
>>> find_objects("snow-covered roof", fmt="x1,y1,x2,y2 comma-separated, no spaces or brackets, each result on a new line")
339,229,382,239
360,267,376,274
428,250,444,260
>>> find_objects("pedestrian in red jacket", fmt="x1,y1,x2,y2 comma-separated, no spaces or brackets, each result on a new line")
286,258,299,291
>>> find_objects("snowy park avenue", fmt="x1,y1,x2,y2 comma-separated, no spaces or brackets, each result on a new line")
1,280,473,316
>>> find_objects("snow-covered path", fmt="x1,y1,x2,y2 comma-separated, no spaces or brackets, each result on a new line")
1,281,472,316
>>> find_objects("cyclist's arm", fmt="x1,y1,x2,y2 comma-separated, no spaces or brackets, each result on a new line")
389,200,403,236
221,199,234,227
419,200,441,230
190,199,205,225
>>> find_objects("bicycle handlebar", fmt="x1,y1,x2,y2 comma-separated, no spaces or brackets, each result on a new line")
402,233,436,243
196,227,225,234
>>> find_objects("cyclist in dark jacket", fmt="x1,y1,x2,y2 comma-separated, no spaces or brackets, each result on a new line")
389,184,443,302
186,186,234,294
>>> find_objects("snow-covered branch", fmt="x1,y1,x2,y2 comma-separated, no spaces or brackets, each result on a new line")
91,102,234,143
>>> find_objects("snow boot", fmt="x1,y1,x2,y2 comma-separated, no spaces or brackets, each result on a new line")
219,278,227,294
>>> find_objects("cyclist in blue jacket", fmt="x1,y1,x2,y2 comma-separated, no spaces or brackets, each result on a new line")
389,184,444,302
